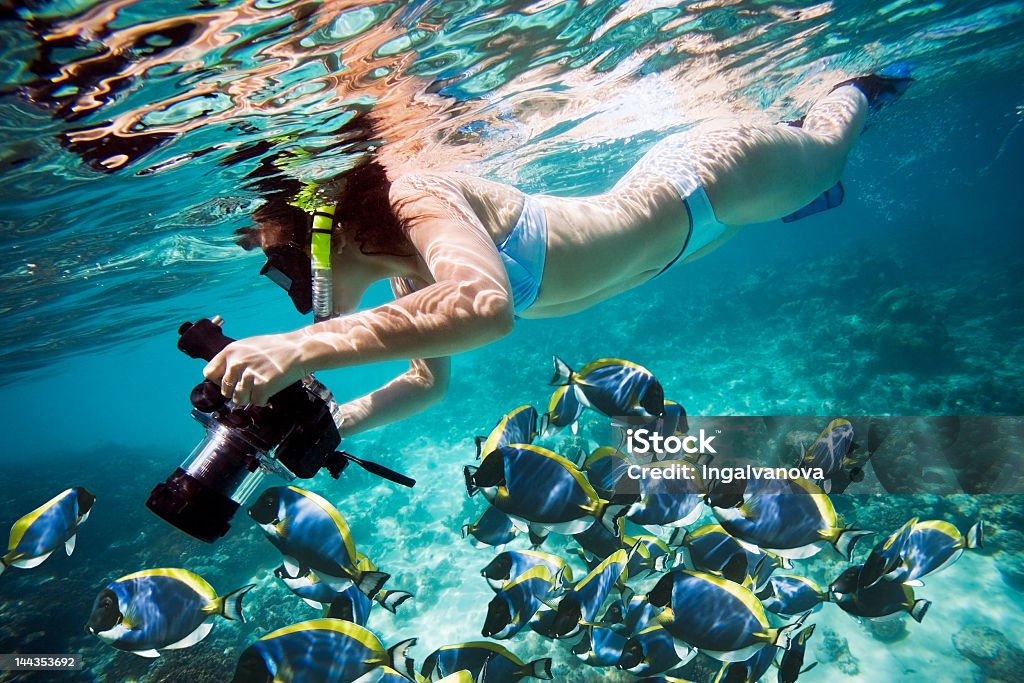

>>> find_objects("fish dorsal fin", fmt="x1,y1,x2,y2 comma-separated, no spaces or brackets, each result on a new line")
164,622,213,650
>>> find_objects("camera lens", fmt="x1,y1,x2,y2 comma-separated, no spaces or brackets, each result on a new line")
146,422,261,542
146,469,237,543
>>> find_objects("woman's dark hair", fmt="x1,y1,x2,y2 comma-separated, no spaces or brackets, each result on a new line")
234,113,411,259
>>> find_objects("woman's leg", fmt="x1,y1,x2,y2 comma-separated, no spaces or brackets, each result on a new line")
694,85,869,225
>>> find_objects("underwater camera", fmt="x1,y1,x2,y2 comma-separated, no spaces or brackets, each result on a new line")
146,316,415,543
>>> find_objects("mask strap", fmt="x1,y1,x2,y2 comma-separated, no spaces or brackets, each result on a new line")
310,205,336,322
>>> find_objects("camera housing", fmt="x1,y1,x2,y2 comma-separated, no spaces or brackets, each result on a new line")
146,317,348,542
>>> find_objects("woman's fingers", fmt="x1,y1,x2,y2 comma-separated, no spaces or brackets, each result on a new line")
221,368,239,400
234,371,255,406
203,350,226,383
198,336,299,405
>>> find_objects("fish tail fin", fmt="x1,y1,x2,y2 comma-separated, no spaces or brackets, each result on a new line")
521,658,553,681
772,613,809,651
652,550,678,573
910,599,930,623
218,583,256,622
464,466,480,497
386,638,417,680
596,501,627,538
550,356,575,386
966,520,983,549
832,528,874,561
376,589,411,614
357,570,390,598
666,527,688,547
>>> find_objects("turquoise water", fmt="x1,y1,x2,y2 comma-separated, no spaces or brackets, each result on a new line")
1,1,1023,681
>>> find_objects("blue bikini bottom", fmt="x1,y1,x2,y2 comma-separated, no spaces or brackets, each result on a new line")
496,194,548,313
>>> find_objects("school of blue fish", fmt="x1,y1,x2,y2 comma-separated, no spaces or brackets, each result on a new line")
1,357,984,682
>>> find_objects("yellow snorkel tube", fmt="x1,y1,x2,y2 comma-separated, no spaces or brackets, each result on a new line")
310,205,336,322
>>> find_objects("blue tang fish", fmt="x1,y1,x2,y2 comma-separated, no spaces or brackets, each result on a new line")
881,519,983,586
231,618,415,683
617,624,696,677
463,506,520,548
542,548,630,638
796,418,863,493
858,517,919,589
574,515,627,563
420,641,552,682
481,550,572,593
477,405,539,460
249,486,389,596
276,564,354,610
613,595,697,675
2,486,95,574
674,531,787,594
712,477,872,560
545,383,586,434
643,569,805,662
87,568,253,657
777,624,817,683
829,564,930,622
581,447,635,502
574,624,630,668
622,460,704,528
757,575,828,617
713,644,779,683
623,534,679,578
350,667,477,683
464,444,618,536
483,564,563,639
620,594,663,634
674,524,753,579
550,356,665,421
278,566,411,621
324,587,412,626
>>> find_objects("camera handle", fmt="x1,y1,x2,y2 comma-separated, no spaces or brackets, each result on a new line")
329,451,417,488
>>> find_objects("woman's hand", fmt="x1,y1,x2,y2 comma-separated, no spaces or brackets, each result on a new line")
203,332,307,406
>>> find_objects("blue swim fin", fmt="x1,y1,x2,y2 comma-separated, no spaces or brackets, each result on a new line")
833,62,914,115
781,181,845,223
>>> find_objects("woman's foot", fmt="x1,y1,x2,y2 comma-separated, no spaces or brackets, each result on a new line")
833,62,914,113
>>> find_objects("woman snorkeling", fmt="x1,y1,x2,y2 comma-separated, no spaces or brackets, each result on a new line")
204,69,912,435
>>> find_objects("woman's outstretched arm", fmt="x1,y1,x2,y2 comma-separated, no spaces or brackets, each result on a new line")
203,172,514,406
330,277,451,435
333,356,451,436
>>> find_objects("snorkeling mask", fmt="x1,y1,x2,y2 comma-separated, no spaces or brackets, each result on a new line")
259,205,336,321
146,315,415,543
